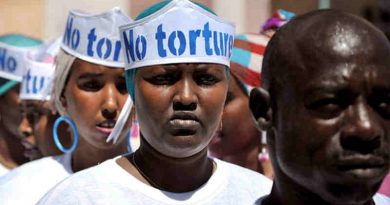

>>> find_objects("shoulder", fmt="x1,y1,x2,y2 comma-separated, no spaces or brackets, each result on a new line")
373,193,390,205
0,155,72,204
0,163,9,177
214,158,272,195
37,157,122,205
216,158,272,184
0,155,68,185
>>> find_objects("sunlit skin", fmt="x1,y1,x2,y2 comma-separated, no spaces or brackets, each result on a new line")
19,100,70,161
61,59,129,172
209,75,273,178
18,111,39,160
0,84,29,167
250,10,390,205
117,63,228,193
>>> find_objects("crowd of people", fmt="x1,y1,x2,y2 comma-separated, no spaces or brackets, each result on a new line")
0,0,389,204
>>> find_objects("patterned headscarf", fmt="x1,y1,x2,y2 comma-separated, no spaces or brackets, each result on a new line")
230,33,269,93
261,9,295,33
231,10,295,94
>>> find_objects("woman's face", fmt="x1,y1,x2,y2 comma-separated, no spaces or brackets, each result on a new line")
62,59,128,149
135,63,228,158
209,76,260,157
21,100,68,159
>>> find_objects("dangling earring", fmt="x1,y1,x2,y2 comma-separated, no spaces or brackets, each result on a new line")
53,115,78,154
258,131,269,162
128,117,140,152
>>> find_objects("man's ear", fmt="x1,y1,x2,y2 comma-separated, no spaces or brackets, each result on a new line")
249,87,272,131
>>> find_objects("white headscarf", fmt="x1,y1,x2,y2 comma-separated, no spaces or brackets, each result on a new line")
50,49,75,116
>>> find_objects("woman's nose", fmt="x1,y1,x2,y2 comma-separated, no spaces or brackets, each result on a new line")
18,117,33,140
101,85,120,119
172,79,198,111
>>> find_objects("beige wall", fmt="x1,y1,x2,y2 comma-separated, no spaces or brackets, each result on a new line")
43,0,131,39
2,0,375,41
0,0,44,39
272,0,318,15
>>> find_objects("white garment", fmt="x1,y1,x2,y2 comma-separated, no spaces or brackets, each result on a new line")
38,157,272,205
254,193,390,205
0,154,72,205
374,194,390,204
0,163,9,177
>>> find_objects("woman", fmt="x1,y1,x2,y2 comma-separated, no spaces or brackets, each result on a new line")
209,10,294,179
0,8,132,204
38,1,272,204
18,39,70,161
0,34,42,175
208,34,273,178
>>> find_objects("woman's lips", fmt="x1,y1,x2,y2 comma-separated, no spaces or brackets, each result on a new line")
169,119,200,129
23,147,42,160
96,126,114,135
21,139,35,149
96,120,116,135
169,112,200,131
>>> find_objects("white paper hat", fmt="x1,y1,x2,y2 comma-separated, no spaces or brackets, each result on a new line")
20,39,61,101
61,7,133,68
119,0,235,70
0,42,42,82
107,0,235,144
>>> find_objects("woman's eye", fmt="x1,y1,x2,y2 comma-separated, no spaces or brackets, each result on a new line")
116,81,128,94
79,80,102,91
26,112,40,126
147,74,177,85
195,74,220,86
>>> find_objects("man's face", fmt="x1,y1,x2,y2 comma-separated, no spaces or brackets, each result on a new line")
273,45,390,202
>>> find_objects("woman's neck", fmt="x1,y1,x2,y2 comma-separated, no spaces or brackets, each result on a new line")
127,137,214,193
220,142,259,171
0,126,26,168
71,135,129,172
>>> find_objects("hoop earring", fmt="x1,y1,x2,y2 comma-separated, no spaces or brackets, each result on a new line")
53,115,78,154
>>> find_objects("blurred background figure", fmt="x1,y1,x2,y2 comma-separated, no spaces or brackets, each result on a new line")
209,9,294,179
0,34,42,176
18,38,70,161
0,7,133,204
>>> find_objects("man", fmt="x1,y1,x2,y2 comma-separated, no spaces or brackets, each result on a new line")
250,10,390,205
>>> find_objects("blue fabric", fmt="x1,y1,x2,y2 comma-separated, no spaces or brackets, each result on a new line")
0,78,18,96
135,0,216,20
0,34,42,47
231,48,251,68
125,69,137,101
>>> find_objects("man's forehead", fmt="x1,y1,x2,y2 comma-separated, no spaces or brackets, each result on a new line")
278,11,390,75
